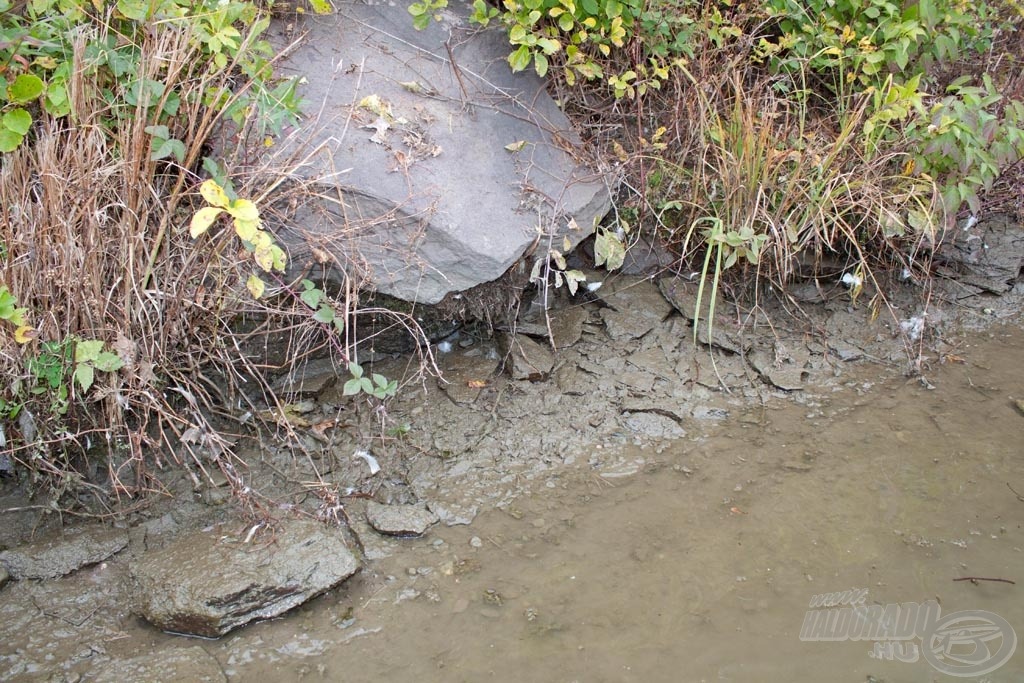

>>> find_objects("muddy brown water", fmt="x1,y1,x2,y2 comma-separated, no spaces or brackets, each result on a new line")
4,325,1024,682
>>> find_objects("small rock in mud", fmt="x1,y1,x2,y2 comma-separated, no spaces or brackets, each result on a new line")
748,347,809,391
365,502,439,537
428,501,479,526
658,277,726,322
600,308,657,341
131,518,359,638
91,646,226,683
0,564,8,589
0,525,128,580
499,333,554,380
597,276,675,321
621,412,686,440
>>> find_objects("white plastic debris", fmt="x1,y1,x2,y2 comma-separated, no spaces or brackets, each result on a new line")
436,341,453,354
900,315,926,342
964,214,979,230
840,272,862,288
353,449,381,475
586,281,603,292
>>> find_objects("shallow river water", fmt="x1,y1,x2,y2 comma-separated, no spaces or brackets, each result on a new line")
101,325,1024,683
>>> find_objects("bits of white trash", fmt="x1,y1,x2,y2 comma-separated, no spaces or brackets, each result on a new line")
353,449,380,475
840,272,862,288
900,315,926,342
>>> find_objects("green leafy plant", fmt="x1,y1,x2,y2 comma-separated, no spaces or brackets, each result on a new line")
0,0,302,154
73,339,124,394
299,279,345,333
343,362,398,400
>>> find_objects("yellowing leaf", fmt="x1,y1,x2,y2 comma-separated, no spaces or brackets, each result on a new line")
199,179,231,208
505,140,527,152
254,246,275,272
358,94,391,118
14,325,36,344
228,198,260,222
234,218,261,243
246,274,266,298
190,206,224,238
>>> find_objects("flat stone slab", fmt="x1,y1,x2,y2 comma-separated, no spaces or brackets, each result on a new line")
365,501,439,537
266,2,609,304
131,518,359,638
500,332,555,380
0,525,128,580
91,646,226,683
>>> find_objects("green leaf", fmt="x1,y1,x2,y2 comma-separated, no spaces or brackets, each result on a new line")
74,365,94,393
93,352,124,373
372,373,388,387
300,282,322,309
7,74,44,104
594,228,625,271
0,128,23,153
343,378,362,396
2,109,32,135
312,305,335,323
508,45,532,73
534,53,549,77
348,361,364,379
74,339,104,364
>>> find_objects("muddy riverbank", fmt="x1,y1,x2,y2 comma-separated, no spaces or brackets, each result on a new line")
1,256,1022,680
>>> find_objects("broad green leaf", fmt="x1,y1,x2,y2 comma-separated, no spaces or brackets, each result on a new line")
308,0,332,14
0,128,23,153
372,373,388,387
348,361,364,379
190,206,224,238
199,179,231,208
313,306,334,323
343,378,362,396
93,352,124,373
3,109,32,135
300,282,322,309
247,274,266,299
7,74,44,104
74,365,95,393
74,339,104,363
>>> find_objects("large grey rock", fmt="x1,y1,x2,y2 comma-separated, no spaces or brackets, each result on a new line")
0,525,128,580
91,646,226,683
131,518,359,638
265,1,609,304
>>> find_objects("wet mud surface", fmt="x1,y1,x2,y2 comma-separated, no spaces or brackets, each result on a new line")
1,271,1023,681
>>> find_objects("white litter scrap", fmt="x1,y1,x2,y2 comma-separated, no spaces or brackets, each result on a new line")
900,315,926,342
353,449,381,475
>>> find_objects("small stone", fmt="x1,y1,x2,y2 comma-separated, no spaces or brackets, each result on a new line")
365,502,439,537
469,536,483,548
500,333,554,380
0,563,8,589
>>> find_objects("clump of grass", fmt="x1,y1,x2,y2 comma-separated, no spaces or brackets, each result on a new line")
0,2,433,512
